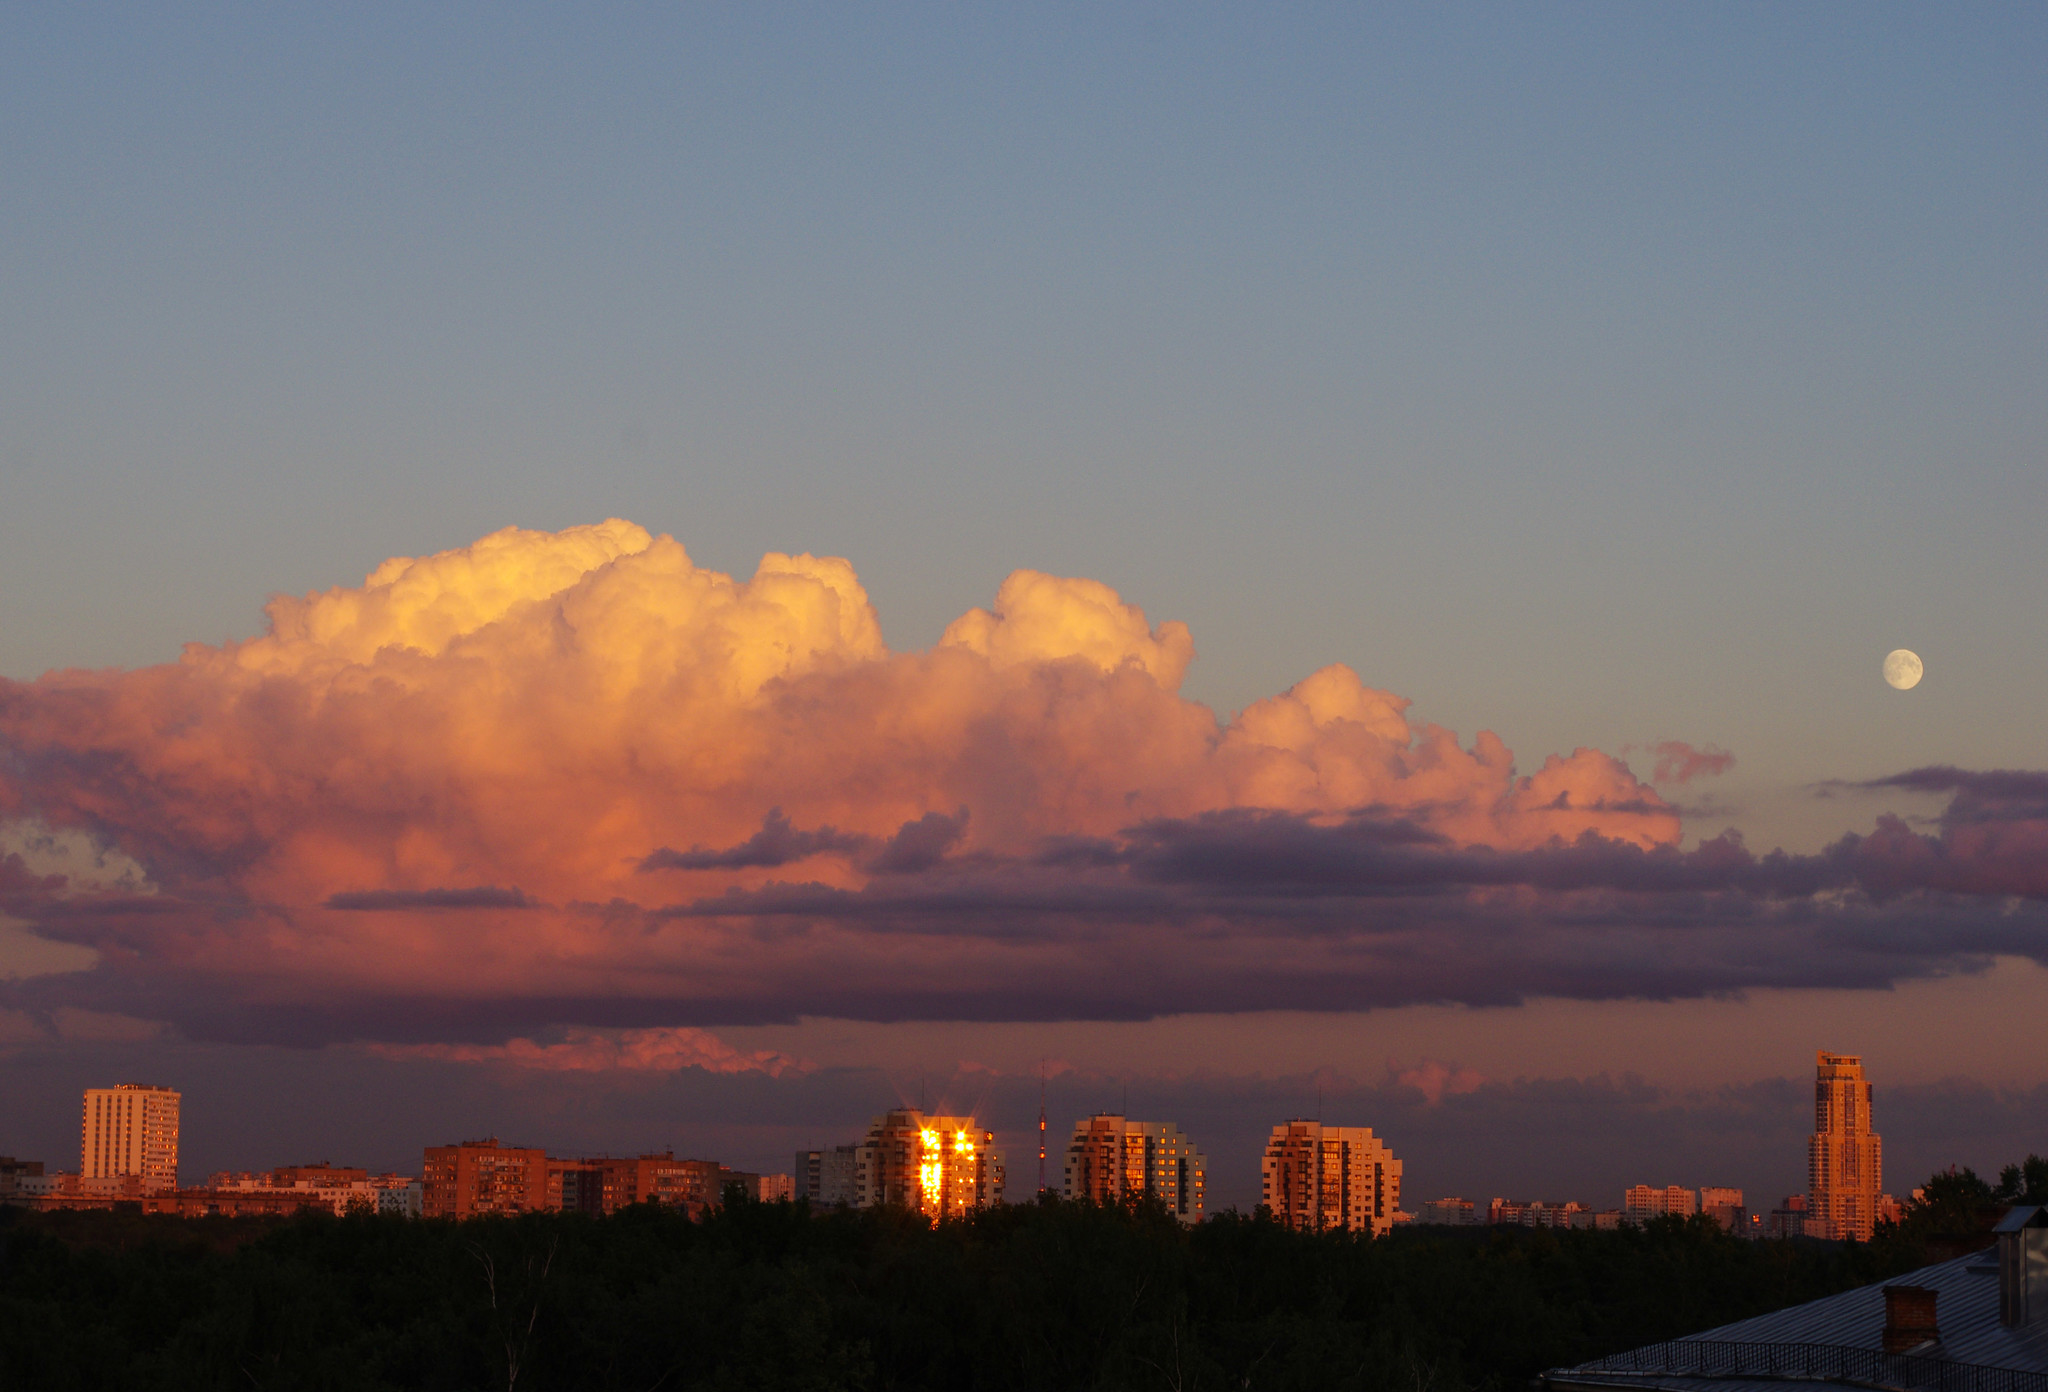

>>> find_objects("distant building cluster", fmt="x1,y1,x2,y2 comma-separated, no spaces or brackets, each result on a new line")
795,1108,1006,1218
1,1049,1913,1238
1421,1197,1623,1230
421,1139,791,1219
1414,1053,1904,1239
5,1085,792,1222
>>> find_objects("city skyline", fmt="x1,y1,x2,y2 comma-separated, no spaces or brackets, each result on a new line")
3,7,2045,1214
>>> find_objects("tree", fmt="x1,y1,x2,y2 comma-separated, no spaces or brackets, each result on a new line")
1992,1155,2048,1206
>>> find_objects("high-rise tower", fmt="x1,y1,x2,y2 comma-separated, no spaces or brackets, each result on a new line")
81,1084,180,1192
1260,1120,1401,1236
851,1109,1003,1218
1061,1114,1207,1223
1809,1051,1882,1241
1038,1064,1048,1196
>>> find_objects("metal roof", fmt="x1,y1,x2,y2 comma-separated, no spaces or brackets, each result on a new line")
1675,1252,2048,1372
1545,1251,2048,1392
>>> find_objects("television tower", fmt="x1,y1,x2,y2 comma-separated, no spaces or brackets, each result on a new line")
1037,1061,1048,1195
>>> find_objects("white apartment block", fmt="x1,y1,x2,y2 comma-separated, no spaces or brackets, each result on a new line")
81,1085,180,1192
1623,1184,1698,1224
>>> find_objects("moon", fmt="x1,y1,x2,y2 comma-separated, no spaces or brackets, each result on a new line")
1883,649,1923,691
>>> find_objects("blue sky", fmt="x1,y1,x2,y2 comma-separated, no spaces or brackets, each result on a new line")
2,5,2044,1200
7,7,2044,826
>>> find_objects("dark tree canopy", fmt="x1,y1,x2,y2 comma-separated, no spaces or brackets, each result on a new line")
0,1188,1959,1392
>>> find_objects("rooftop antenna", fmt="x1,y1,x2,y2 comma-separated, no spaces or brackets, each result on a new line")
1037,1060,1048,1196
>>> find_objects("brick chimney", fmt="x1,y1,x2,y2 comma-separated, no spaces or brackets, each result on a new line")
1882,1285,1939,1353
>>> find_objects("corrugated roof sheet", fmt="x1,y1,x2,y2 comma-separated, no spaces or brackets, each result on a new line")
1547,1251,2048,1391
1994,1207,2046,1236
1668,1252,2048,1372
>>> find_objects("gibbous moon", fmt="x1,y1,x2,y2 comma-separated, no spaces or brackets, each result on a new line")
1883,649,1924,690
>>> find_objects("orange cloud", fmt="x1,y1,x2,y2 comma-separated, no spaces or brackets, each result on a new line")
9,520,2027,1042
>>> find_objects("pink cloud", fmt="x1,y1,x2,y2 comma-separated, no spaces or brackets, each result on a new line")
1393,1059,1487,1105
0,521,2040,1044
372,1026,811,1077
1650,741,1735,785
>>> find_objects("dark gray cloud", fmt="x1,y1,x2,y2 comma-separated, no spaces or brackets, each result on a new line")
325,886,535,911
866,808,969,874
6,775,2048,1045
640,809,869,871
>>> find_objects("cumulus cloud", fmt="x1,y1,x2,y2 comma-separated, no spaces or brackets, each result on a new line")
0,520,2041,1046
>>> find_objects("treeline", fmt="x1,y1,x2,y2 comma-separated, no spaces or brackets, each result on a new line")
0,1193,1946,1392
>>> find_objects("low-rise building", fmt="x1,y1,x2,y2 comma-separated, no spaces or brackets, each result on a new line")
203,1165,420,1217
1491,1199,1592,1229
1419,1197,1480,1225
1699,1186,1746,1233
543,1152,787,1217
742,1172,794,1203
0,1157,44,1202
1767,1193,1829,1240
1624,1185,1698,1225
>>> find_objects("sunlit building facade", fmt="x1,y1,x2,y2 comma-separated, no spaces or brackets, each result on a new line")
1623,1185,1698,1224
423,1138,548,1218
1061,1114,1207,1223
1260,1121,1402,1236
201,1165,421,1217
1809,1050,1882,1241
853,1109,1003,1218
1699,1186,1746,1233
81,1084,180,1192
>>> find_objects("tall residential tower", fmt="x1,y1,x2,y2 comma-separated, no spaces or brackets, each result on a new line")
81,1084,180,1192
1260,1121,1402,1236
852,1109,1004,1218
1809,1051,1882,1241
1061,1115,1207,1223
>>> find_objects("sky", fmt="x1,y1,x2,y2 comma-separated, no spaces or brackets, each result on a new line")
1,4,2044,1211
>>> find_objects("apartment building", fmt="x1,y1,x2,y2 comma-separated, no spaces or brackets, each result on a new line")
852,1109,1004,1218
81,1085,180,1192
1809,1051,1883,1241
1061,1115,1207,1224
1623,1185,1698,1224
1260,1121,1402,1237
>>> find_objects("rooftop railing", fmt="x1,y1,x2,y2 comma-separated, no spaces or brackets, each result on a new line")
1562,1340,2048,1392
